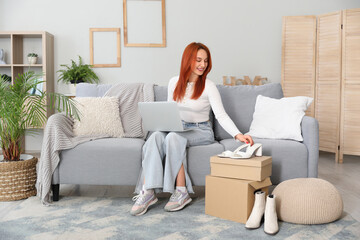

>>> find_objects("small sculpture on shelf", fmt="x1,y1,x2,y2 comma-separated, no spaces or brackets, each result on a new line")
223,75,268,86
27,53,38,64
0,49,6,64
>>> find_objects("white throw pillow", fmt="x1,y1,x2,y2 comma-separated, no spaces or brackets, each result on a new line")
246,95,313,141
73,97,124,137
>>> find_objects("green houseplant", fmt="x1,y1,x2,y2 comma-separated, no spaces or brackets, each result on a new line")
27,53,38,58
57,56,99,85
0,71,79,160
0,71,79,201
27,53,38,64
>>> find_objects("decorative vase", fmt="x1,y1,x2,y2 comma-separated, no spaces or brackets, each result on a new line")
27,56,38,64
0,49,6,64
0,154,38,201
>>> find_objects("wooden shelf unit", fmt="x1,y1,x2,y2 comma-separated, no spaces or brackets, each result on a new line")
0,31,54,118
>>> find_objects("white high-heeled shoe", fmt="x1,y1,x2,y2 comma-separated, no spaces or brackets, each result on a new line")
218,143,250,158
218,143,262,159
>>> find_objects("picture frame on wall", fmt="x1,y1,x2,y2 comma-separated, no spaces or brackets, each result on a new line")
89,28,121,68
123,0,166,47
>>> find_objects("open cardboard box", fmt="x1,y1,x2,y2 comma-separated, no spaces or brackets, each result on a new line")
210,155,272,181
205,175,272,224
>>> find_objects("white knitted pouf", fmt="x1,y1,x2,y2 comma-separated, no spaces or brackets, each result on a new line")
272,178,343,224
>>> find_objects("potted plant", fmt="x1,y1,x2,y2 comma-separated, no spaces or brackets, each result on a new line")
0,71,79,201
27,53,38,64
57,56,99,85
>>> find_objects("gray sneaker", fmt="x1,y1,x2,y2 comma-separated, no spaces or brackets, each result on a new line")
130,190,158,216
164,189,192,212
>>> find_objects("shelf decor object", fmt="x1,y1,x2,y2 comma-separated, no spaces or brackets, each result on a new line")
281,8,360,163
123,0,166,47
89,28,121,68
0,49,6,64
223,76,268,86
27,52,38,64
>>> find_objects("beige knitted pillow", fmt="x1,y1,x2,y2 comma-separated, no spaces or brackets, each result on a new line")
73,97,124,137
272,178,343,224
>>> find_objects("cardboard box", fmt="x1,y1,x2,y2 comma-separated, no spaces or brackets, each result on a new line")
210,155,272,181
205,175,272,224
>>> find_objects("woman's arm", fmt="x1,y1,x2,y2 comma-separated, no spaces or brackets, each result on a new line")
207,81,253,145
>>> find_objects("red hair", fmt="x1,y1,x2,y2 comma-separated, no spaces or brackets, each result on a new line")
173,42,212,102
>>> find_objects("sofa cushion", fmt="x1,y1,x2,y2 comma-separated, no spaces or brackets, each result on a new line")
58,138,144,185
154,85,168,101
219,138,307,184
187,142,225,186
78,84,167,100
214,83,283,141
73,97,124,137
247,95,313,141
76,83,112,97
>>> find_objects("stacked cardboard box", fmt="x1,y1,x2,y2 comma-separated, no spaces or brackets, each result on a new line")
205,155,272,223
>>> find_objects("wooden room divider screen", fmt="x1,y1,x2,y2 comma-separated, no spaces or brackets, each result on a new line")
282,8,360,163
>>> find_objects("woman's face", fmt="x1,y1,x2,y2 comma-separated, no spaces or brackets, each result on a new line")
192,49,208,77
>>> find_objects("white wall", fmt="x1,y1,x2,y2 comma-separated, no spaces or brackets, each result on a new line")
1,0,359,151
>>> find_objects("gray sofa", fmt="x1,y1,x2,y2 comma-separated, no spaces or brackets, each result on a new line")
51,83,319,201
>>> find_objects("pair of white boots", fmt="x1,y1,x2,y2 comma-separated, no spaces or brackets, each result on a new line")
245,191,279,235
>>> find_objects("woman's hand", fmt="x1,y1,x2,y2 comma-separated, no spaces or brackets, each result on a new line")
235,133,254,146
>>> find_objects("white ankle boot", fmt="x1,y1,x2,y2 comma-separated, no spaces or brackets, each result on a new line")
264,194,279,235
245,191,265,229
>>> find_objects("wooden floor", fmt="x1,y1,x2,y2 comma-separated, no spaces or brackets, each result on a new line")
317,151,360,222
1,151,360,222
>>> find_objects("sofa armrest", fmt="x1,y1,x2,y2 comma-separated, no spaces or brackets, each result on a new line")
301,116,319,178
52,165,60,184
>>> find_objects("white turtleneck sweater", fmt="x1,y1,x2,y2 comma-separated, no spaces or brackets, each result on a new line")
167,76,241,137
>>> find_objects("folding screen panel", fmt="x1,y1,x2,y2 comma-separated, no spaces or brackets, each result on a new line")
340,8,360,163
316,11,342,160
282,16,317,117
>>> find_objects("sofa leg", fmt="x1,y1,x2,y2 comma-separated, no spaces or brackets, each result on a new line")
52,184,60,201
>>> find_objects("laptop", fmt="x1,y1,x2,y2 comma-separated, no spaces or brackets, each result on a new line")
138,101,191,132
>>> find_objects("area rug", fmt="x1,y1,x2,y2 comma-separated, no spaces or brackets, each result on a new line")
1,196,359,240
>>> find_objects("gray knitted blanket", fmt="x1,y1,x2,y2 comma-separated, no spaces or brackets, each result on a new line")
36,114,107,205
104,83,154,138
36,83,154,205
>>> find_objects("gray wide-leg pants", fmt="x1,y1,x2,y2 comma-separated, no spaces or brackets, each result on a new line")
135,121,214,194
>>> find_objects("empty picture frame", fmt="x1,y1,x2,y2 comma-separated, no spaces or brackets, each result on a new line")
123,0,166,47
89,28,121,67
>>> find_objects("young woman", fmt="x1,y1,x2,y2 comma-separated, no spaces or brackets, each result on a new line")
131,42,254,216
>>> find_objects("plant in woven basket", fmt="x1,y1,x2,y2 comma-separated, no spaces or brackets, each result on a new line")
0,71,80,161
57,56,99,85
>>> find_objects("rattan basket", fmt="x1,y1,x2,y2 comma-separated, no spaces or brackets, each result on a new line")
0,156,38,201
